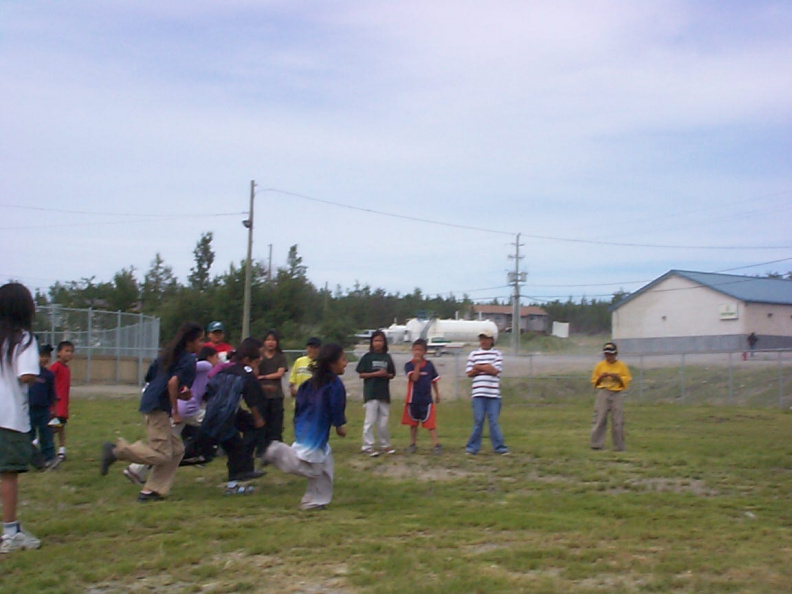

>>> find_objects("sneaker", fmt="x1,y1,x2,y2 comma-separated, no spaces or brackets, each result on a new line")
369,450,381,458
100,442,116,475
496,449,510,455
406,444,417,455
433,444,443,455
381,447,396,455
57,452,67,462
361,447,374,455
137,491,165,503
0,529,41,553
123,467,144,485
44,458,62,472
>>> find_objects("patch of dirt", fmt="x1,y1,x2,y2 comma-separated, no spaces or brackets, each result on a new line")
347,457,477,482
611,477,718,496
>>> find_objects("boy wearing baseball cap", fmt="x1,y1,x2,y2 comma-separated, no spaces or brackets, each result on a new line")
590,342,631,451
204,321,233,361
465,329,509,455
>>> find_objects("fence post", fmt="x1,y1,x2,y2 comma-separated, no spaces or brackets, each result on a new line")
115,310,122,383
86,307,93,383
680,353,685,404
453,351,459,401
728,351,734,405
779,350,784,409
137,312,144,386
528,354,533,400
639,355,644,402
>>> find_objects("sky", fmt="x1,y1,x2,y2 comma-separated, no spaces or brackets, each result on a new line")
2,0,791,307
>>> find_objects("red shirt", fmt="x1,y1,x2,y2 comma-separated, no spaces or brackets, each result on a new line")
204,341,233,355
50,360,71,418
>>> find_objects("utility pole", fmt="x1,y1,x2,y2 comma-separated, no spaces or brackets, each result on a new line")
267,243,273,282
242,180,255,339
508,233,526,355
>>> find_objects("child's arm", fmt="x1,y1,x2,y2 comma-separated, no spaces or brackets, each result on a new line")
432,381,441,403
167,376,181,423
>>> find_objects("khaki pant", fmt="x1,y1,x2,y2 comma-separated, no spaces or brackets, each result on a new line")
114,410,184,495
590,390,625,451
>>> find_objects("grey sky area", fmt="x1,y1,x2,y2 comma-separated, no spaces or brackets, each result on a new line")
2,1,790,304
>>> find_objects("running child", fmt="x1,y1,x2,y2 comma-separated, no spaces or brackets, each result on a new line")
197,338,267,491
0,282,42,553
101,321,203,502
122,345,220,484
401,338,441,454
356,330,395,456
263,343,347,510
49,340,74,462
28,344,57,469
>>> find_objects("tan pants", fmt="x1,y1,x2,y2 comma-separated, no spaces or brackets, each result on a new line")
590,390,625,451
114,410,184,495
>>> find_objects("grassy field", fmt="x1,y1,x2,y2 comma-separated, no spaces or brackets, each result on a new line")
1,381,791,593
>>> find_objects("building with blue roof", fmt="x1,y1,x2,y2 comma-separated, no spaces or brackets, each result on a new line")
611,270,792,353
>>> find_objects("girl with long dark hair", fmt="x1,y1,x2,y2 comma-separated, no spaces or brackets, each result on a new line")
101,321,203,502
0,283,41,553
262,343,347,510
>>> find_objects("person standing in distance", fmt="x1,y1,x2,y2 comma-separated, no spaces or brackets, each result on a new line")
590,342,631,451
465,330,509,455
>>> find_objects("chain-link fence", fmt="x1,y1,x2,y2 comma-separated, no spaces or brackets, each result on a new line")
342,348,792,409
34,305,160,384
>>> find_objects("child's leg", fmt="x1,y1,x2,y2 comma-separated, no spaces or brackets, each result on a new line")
428,428,439,448
409,425,418,445
361,400,377,451
1,472,18,524
377,401,391,449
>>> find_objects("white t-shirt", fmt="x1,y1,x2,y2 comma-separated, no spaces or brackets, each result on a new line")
466,347,503,398
0,332,39,433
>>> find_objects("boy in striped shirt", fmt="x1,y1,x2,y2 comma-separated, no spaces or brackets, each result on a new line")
465,330,509,455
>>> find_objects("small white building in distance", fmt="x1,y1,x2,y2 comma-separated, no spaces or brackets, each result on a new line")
611,270,792,353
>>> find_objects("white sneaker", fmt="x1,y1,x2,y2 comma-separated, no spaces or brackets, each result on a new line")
123,467,145,485
0,529,41,553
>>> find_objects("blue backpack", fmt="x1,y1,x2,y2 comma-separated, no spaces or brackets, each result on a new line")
200,371,246,442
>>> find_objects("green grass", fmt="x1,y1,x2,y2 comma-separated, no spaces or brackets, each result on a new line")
2,388,791,593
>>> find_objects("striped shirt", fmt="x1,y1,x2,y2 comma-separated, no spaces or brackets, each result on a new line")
466,348,502,398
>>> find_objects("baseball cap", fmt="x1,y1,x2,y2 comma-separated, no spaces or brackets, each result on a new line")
478,329,495,339
207,321,225,333
306,337,322,347
603,342,618,354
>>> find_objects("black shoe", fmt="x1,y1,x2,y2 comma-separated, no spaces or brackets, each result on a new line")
100,442,117,476
137,491,165,502
232,470,266,481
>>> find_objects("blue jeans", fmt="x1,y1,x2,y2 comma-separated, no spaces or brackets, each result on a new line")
29,406,55,461
465,397,507,454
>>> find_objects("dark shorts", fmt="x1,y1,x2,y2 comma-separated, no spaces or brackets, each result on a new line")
0,428,33,473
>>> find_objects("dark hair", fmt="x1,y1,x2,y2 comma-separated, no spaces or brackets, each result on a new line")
0,283,36,371
310,343,345,389
412,338,427,349
369,330,388,353
197,345,218,361
57,340,74,353
263,329,283,354
233,337,263,363
39,344,54,357
160,321,203,370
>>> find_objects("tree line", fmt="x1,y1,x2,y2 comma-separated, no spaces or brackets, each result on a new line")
33,233,653,347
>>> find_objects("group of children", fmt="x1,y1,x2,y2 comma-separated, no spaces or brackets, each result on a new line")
1,278,631,554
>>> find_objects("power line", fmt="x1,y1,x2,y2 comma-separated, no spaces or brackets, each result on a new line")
0,203,246,218
262,188,791,250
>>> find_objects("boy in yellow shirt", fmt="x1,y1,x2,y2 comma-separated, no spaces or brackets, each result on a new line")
590,342,631,451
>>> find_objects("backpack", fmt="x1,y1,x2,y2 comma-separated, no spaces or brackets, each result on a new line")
199,370,246,443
